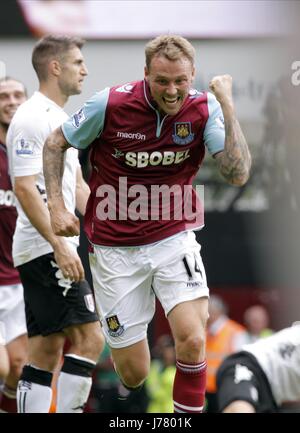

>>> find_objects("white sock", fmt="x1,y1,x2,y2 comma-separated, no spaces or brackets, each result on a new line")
17,381,52,413
56,371,92,413
56,354,95,413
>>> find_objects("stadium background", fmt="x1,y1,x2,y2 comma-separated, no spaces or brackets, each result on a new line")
1,0,300,342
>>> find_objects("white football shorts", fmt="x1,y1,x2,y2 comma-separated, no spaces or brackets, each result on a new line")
0,283,27,344
89,231,209,348
0,321,5,345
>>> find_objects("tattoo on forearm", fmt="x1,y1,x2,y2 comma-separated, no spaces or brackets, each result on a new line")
217,116,251,186
43,131,68,203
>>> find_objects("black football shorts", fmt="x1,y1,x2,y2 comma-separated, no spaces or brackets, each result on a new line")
18,252,99,337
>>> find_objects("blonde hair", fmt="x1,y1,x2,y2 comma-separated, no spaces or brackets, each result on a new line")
145,34,195,70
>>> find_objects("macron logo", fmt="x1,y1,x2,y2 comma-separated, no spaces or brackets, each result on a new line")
117,131,146,141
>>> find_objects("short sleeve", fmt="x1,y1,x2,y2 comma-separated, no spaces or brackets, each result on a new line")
61,87,110,150
203,92,225,156
7,113,50,178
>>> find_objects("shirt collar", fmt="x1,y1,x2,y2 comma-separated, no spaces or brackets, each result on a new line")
143,79,158,111
33,91,65,112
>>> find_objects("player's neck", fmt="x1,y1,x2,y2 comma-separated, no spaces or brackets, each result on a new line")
38,82,68,108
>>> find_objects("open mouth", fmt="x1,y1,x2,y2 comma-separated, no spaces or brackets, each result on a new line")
163,96,180,106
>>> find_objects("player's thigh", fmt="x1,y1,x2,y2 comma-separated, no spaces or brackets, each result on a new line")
63,320,102,343
90,246,155,349
153,231,209,317
110,338,151,375
63,320,103,361
168,297,208,341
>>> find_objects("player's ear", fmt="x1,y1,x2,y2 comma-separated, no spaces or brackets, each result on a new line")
144,66,149,82
49,59,61,78
191,66,196,83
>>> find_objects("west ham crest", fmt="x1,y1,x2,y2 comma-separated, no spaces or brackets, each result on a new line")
172,122,195,145
106,315,124,337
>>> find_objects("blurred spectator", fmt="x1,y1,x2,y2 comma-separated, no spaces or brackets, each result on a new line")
205,295,247,412
216,323,300,413
146,334,176,413
243,305,273,343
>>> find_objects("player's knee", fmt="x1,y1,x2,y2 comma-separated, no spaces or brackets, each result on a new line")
186,334,205,356
176,333,205,360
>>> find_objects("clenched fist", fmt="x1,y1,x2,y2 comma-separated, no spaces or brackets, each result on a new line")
209,74,233,106
49,208,80,237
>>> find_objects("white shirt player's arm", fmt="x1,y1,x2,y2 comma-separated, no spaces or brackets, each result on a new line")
14,174,64,249
8,116,62,248
75,166,90,216
14,173,84,282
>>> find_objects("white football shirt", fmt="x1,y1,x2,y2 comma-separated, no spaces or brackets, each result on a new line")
7,91,80,266
243,324,300,405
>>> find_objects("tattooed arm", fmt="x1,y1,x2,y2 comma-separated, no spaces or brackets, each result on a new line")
210,75,251,186
43,127,81,237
